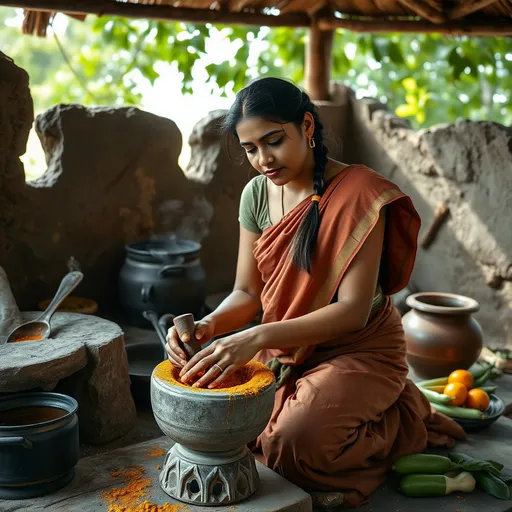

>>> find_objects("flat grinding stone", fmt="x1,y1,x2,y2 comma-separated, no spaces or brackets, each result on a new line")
0,312,136,444
0,312,120,392
0,437,313,511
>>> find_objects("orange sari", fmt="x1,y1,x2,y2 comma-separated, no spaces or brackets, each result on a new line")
251,165,466,507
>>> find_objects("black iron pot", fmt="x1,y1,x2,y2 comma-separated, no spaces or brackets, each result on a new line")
0,392,79,499
119,238,206,327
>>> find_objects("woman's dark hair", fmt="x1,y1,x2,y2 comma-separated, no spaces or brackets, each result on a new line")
221,77,328,274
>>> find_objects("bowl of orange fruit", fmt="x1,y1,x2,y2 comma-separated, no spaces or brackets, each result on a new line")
417,366,505,433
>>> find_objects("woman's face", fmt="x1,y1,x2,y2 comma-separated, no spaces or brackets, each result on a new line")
235,114,314,185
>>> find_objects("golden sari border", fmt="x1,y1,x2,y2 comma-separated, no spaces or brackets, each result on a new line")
310,188,404,313
284,188,404,365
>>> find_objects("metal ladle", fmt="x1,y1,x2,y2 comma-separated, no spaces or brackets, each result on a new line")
6,271,84,343
143,310,169,361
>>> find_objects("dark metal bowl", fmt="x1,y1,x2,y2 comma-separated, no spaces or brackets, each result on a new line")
453,394,505,432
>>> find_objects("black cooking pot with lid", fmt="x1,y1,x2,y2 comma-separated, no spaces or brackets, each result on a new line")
118,237,206,327
0,392,79,499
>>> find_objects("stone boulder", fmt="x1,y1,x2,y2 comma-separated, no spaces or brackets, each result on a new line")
186,110,256,295
1,100,192,310
0,52,34,276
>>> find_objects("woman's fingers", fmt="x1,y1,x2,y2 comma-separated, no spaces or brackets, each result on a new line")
206,364,236,389
180,354,216,383
179,345,215,377
166,326,187,362
165,343,186,367
191,361,229,388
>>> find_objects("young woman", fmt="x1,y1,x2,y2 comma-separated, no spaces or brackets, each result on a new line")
166,77,465,508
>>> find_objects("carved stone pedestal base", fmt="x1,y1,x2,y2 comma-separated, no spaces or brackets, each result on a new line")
159,443,259,506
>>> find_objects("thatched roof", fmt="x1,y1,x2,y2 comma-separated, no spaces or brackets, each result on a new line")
5,0,512,37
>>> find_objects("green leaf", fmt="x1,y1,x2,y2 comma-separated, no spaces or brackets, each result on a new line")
388,41,404,64
448,453,503,477
473,471,511,500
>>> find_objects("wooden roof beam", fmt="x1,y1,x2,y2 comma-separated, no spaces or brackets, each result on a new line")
447,0,501,21
3,0,311,26
318,16,512,35
395,0,447,23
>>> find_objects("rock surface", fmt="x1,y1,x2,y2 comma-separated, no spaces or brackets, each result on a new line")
1,96,191,311
186,110,256,294
345,90,512,347
0,312,136,444
0,266,21,345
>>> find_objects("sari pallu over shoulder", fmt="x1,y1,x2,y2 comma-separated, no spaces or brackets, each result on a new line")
252,164,421,365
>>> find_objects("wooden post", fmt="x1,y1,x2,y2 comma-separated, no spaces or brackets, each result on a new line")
305,19,334,101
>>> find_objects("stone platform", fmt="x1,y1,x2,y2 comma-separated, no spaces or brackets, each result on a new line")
0,312,136,444
0,437,312,512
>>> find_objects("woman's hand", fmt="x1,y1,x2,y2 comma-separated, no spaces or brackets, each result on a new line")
179,327,263,389
165,316,215,368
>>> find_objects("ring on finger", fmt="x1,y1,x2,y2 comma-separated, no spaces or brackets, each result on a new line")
213,363,224,373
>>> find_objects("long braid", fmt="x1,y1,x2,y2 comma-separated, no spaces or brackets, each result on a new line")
291,105,329,273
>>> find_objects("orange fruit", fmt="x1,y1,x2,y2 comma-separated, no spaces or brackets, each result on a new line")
465,388,491,411
443,382,468,406
448,369,474,389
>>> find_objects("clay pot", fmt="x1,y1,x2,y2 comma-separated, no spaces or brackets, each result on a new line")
402,292,484,379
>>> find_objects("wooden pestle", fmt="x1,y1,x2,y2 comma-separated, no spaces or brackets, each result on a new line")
173,313,202,359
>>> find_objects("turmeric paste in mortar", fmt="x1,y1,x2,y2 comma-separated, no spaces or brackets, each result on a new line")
152,360,274,395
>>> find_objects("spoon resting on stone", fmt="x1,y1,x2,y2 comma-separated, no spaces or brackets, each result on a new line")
6,271,84,343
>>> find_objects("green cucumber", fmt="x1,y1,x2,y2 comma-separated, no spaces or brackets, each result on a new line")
392,454,455,475
419,387,454,405
400,472,476,497
431,403,488,419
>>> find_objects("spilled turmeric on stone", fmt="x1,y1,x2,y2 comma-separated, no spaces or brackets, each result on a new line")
146,446,165,458
104,465,151,508
152,360,274,395
108,502,188,512
104,465,187,512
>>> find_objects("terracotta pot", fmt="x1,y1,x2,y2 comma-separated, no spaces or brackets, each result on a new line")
402,292,484,379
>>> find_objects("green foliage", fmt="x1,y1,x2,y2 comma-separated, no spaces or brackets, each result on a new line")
1,7,512,129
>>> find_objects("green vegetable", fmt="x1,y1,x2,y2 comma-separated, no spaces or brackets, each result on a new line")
480,385,497,394
419,387,454,404
400,471,476,497
473,471,511,500
448,452,502,477
423,384,447,393
473,367,493,388
392,454,455,475
417,377,448,388
431,403,487,419
471,363,492,378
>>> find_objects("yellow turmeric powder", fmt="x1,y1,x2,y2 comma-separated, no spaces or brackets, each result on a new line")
104,465,188,512
152,360,274,396
146,446,165,458
104,465,151,507
108,502,188,512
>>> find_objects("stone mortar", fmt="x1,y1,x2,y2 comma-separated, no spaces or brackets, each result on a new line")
150,360,275,506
